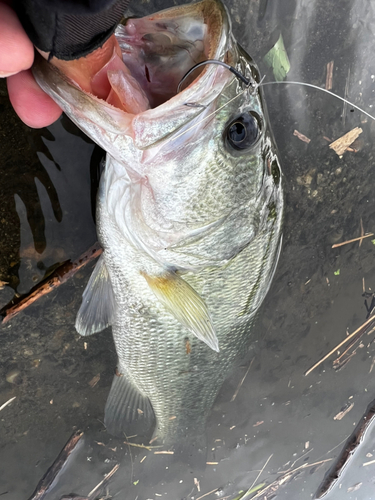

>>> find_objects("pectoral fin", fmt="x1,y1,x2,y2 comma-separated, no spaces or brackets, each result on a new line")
75,254,115,336
141,271,219,352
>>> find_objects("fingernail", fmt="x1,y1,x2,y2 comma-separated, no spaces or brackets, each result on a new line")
0,70,18,78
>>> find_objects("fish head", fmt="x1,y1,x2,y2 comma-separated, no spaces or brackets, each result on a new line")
33,0,283,270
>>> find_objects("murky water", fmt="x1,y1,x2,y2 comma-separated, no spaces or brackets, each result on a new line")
1,1,375,499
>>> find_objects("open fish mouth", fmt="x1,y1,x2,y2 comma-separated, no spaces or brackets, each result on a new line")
32,0,264,161
92,0,238,113
114,0,230,109
33,0,243,117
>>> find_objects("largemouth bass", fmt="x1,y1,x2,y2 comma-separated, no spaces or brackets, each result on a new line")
33,0,283,449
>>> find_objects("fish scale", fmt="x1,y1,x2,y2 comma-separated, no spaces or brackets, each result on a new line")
98,186,281,440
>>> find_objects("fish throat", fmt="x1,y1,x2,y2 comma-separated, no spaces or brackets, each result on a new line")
86,0,238,114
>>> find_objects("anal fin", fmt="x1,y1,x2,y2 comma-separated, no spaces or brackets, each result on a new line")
141,270,219,352
104,370,155,438
75,254,115,336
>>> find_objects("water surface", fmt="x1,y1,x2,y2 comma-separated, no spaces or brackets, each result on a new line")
1,1,375,499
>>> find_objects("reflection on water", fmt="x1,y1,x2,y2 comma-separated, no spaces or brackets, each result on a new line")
0,96,98,298
1,0,375,499
0,82,62,291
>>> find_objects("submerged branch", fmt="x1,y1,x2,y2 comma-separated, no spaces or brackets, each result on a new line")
0,242,102,324
28,430,83,500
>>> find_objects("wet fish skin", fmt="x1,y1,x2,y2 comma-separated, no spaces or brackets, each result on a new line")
32,0,283,445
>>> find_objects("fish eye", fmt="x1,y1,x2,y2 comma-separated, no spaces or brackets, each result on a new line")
225,112,260,150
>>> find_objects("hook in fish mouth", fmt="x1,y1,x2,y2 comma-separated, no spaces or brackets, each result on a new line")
177,59,256,93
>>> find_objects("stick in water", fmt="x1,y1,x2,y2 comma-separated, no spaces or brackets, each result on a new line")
28,430,84,500
332,233,373,248
0,242,102,324
305,313,375,376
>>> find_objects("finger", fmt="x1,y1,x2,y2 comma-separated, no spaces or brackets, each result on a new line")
7,69,62,128
0,3,34,76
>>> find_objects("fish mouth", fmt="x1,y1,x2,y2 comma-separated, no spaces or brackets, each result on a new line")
114,0,230,109
33,0,237,153
44,0,231,114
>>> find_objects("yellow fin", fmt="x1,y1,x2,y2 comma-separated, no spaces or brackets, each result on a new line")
141,271,219,352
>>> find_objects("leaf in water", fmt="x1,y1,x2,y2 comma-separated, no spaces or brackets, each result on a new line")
334,269,340,276
264,34,291,81
234,483,266,500
371,239,375,245
231,491,244,500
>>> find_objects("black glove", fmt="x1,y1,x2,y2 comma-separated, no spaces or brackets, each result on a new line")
13,0,131,60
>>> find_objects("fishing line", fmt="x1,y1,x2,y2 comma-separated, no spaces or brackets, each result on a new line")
260,81,375,123
167,87,246,143
172,61,375,145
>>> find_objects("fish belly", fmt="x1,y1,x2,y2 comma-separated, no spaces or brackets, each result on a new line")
99,197,277,442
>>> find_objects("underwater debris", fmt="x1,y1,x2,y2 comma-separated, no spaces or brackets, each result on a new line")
293,130,311,144
1,242,102,324
329,127,362,157
331,233,373,248
326,61,334,90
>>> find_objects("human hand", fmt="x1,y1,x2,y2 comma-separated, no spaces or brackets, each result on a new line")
0,2,62,128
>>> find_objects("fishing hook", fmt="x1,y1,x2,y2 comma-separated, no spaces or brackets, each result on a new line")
177,59,255,93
